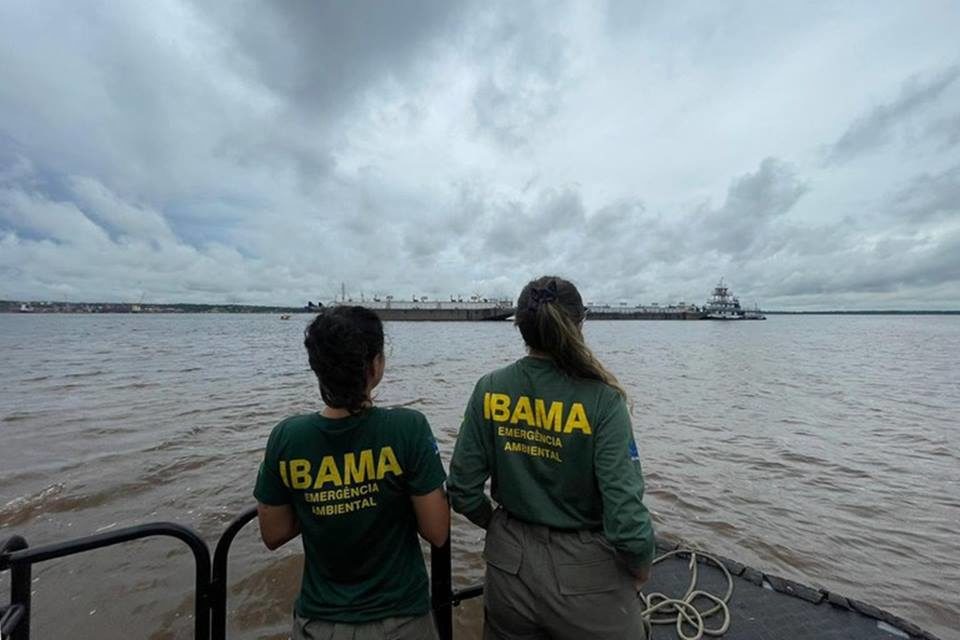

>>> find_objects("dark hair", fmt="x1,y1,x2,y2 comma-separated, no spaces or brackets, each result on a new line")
515,276,626,398
304,306,384,414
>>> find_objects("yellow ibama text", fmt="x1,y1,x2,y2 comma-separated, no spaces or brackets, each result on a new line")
483,393,592,435
279,447,403,490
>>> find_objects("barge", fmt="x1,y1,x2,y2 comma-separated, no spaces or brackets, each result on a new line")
312,289,515,321
586,280,766,321
359,300,514,321
586,303,707,320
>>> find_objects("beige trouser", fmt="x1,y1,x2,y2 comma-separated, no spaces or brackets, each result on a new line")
482,510,646,640
292,611,439,640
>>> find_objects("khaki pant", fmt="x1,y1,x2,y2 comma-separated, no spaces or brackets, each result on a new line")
482,510,646,640
293,611,439,640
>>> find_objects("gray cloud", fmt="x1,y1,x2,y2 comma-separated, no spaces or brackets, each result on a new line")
1,1,958,310
766,227,960,299
888,164,960,222
194,0,474,118
470,9,571,149
926,113,960,150
695,158,808,256
827,65,960,163
473,187,586,259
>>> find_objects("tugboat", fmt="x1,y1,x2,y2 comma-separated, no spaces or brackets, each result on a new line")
704,279,765,320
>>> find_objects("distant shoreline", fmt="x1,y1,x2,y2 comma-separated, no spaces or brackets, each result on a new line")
1,301,308,314
764,310,960,315
2,300,958,315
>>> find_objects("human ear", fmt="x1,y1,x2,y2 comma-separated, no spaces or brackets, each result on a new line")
367,352,386,391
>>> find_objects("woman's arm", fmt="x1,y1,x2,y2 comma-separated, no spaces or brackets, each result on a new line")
593,392,656,576
411,487,450,547
256,502,301,550
448,383,495,528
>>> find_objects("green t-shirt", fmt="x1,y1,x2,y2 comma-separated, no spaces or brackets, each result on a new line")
254,407,446,622
447,356,655,570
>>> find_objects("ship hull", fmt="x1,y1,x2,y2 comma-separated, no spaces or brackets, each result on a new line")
588,311,707,320
372,307,514,321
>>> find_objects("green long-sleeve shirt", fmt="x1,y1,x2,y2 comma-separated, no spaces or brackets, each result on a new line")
448,356,656,570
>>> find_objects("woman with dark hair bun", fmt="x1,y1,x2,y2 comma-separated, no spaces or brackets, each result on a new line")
254,306,449,640
448,276,655,640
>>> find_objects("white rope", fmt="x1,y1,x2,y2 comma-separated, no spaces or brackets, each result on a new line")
639,549,733,640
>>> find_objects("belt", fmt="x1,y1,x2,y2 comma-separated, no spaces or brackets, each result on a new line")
501,509,602,543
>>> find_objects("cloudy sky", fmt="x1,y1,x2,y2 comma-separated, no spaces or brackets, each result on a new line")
1,1,959,310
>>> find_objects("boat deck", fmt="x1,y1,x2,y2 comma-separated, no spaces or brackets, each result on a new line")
2,515,943,640
646,540,941,640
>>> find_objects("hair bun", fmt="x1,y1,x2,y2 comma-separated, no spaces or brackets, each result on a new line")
304,306,384,414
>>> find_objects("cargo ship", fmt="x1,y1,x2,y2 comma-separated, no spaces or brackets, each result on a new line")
585,280,765,320
311,290,515,321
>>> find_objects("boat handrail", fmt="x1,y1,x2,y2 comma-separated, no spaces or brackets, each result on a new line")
1,521,212,640
1,505,478,640
210,506,258,639
2,510,941,639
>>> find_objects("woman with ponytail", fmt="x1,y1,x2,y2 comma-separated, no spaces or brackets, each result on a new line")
448,276,655,640
254,306,449,640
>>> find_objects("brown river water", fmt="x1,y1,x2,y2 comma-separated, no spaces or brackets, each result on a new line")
1,314,958,639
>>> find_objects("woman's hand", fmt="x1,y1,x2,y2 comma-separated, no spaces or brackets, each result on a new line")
633,564,651,592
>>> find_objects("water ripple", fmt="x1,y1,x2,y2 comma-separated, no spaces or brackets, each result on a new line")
0,314,957,639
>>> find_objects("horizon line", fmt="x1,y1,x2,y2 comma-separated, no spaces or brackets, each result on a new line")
3,299,959,315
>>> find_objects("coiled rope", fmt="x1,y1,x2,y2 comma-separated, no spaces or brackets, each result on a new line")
639,549,734,640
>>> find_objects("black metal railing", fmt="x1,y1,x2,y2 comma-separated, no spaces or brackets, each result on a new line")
0,535,29,640
432,535,454,639
1,507,484,640
1,522,212,640
210,506,258,639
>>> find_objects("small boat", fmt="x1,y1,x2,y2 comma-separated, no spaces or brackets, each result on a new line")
279,314,292,320
18,303,34,313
